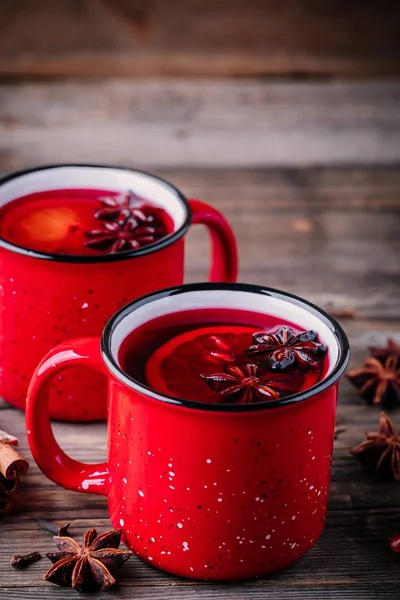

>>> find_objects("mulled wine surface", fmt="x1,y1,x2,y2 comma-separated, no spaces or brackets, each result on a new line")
0,189,173,256
118,308,329,405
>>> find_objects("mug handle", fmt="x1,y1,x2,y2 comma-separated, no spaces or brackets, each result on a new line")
189,199,238,282
26,337,109,496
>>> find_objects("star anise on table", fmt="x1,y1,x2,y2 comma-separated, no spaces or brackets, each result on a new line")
246,326,327,370
347,355,400,407
350,411,400,481
369,338,400,361
43,528,132,592
200,363,296,404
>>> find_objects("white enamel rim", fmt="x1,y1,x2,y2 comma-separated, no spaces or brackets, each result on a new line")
0,164,191,263
101,283,350,412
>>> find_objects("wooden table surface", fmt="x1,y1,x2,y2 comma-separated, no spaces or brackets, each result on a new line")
0,78,400,598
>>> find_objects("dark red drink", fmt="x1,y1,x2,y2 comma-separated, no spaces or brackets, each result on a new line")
0,188,173,256
119,308,328,405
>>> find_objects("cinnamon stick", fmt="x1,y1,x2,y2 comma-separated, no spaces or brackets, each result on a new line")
0,429,18,445
0,442,28,480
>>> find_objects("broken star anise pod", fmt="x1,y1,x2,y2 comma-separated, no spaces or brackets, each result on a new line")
369,338,400,361
43,528,132,592
246,326,326,370
347,355,400,407
350,411,400,481
200,363,295,404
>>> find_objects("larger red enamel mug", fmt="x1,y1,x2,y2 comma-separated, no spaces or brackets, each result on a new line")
26,283,350,580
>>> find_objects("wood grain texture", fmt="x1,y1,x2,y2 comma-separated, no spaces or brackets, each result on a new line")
1,0,400,79
0,164,399,319
1,79,400,169
168,167,400,320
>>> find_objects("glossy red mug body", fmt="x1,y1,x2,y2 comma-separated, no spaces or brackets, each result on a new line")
0,165,237,421
26,283,349,581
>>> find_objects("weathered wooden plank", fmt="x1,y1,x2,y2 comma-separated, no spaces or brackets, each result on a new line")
1,584,400,600
1,80,400,168
1,0,400,78
0,165,398,319
173,167,400,320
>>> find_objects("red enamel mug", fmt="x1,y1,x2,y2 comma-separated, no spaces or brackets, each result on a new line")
0,165,237,421
26,283,349,581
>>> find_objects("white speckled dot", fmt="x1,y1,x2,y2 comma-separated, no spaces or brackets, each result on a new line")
120,518,124,526
138,490,145,497
177,523,183,529
206,459,212,464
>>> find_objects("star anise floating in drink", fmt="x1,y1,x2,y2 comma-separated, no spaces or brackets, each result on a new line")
199,325,322,405
347,355,400,407
95,190,148,225
246,326,327,370
43,528,132,592
350,411,400,481
201,363,296,404
85,190,168,253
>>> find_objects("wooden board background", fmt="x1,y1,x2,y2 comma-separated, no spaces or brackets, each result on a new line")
1,80,400,169
1,0,400,597
0,0,400,79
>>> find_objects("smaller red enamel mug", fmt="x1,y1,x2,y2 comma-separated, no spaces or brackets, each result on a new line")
26,283,349,581
0,165,237,421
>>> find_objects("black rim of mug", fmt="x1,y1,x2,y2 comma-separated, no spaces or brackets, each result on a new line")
0,163,192,263
101,282,351,413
